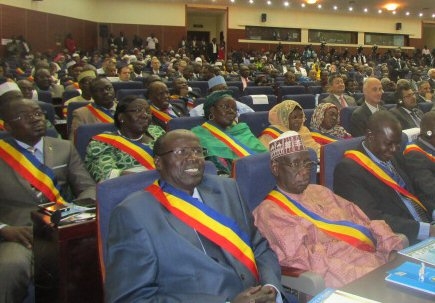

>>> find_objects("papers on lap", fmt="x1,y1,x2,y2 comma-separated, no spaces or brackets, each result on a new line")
385,261,435,295
399,237,435,266
308,288,381,303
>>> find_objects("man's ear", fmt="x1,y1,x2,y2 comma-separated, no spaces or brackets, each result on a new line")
153,156,162,170
270,160,279,178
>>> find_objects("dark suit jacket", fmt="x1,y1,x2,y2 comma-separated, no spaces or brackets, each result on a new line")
349,103,386,137
151,101,190,130
105,175,283,302
320,94,357,110
387,57,408,81
403,138,435,212
0,136,96,226
389,106,423,130
333,144,424,244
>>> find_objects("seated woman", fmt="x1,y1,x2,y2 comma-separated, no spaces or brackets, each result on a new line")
259,100,320,158
309,102,351,145
191,90,267,176
85,96,165,182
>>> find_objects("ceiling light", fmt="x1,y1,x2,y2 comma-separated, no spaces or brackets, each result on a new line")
301,3,306,8
405,11,410,16
267,0,272,4
333,5,338,10
385,3,398,11
317,4,322,9
284,1,289,6
392,11,396,15
306,0,317,4
378,9,383,14
249,0,253,3
432,13,435,18
364,8,368,13
348,7,353,11
419,12,423,17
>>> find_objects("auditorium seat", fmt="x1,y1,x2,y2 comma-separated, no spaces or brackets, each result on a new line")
238,95,277,112
282,94,316,109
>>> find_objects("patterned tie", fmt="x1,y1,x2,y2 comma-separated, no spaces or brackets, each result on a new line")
339,95,347,108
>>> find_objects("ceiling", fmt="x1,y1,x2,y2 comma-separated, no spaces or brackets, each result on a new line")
157,0,435,19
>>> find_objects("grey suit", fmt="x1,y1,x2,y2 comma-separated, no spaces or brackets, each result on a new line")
105,175,283,303
320,94,357,109
0,136,95,302
350,103,386,137
389,106,423,130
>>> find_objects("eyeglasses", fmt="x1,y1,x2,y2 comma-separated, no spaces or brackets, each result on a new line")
403,92,417,99
277,160,317,171
11,110,45,122
215,104,237,112
157,147,208,158
124,107,151,115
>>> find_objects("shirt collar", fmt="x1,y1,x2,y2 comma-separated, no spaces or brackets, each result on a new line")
15,137,44,153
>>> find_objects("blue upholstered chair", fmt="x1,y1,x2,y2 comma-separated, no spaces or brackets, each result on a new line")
278,85,306,97
238,111,269,137
282,94,316,109
227,86,241,100
238,95,277,112
36,90,53,103
74,123,117,160
243,86,275,96
37,101,56,125
226,81,243,92
66,101,92,135
339,106,358,133
111,81,143,93
418,102,433,113
116,88,148,101
306,85,323,95
62,90,80,102
167,116,207,130
233,151,324,297
187,81,209,96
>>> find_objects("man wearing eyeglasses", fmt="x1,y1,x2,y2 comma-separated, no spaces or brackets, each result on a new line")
389,83,423,129
0,97,96,302
253,130,403,288
105,129,296,303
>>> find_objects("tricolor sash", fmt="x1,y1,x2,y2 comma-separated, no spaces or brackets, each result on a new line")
150,105,173,124
266,189,376,252
146,181,259,280
92,133,155,169
310,131,337,145
260,126,283,139
86,104,114,123
344,150,427,212
0,119,5,131
0,139,67,205
202,122,254,157
403,144,435,162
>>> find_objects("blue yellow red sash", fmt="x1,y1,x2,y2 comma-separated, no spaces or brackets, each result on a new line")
92,133,155,169
202,122,254,157
311,131,337,145
15,67,25,75
266,188,376,252
0,119,5,131
171,95,194,110
146,181,259,280
345,150,427,211
404,144,435,162
86,104,114,123
0,139,67,205
150,105,173,124
260,126,283,139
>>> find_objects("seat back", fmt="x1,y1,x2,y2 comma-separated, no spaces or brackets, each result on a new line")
418,102,433,113
306,85,322,95
187,81,209,96
37,101,56,125
111,81,143,93
226,81,243,92
238,95,277,112
233,150,318,212
304,108,314,128
62,90,80,102
66,101,92,135
227,86,241,100
37,90,53,103
238,111,269,137
319,136,364,190
318,92,329,102
339,106,358,133
74,123,117,160
243,86,275,96
282,94,316,109
116,89,148,101
278,85,306,96
97,162,217,272
167,116,207,130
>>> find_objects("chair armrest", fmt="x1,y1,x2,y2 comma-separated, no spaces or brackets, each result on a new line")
281,266,325,297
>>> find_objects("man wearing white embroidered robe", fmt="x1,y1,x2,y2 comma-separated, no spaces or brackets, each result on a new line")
0,98,96,302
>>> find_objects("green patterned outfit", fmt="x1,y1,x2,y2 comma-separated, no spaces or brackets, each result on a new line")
85,125,165,182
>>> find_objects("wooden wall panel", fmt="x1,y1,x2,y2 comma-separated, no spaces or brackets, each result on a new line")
27,10,48,54
2,6,26,39
162,26,186,51
47,14,67,53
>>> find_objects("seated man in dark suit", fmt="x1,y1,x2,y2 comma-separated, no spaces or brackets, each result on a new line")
403,111,435,209
0,97,96,302
389,82,423,129
334,111,435,244
148,80,189,130
350,77,386,137
105,129,294,303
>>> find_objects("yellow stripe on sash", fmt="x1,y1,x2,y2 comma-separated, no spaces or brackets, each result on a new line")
86,104,114,123
150,106,172,123
260,127,281,139
404,144,435,162
202,122,251,157
311,132,337,145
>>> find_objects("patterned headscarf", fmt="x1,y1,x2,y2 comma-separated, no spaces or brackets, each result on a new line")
268,100,305,129
310,102,351,139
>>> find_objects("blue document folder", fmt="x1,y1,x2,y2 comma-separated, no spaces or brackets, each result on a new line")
385,261,435,295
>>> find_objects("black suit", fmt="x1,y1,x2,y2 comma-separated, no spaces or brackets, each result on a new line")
387,57,408,82
333,144,426,244
389,106,423,130
350,103,386,137
151,101,190,130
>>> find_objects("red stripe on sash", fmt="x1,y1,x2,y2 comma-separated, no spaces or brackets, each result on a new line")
86,104,114,123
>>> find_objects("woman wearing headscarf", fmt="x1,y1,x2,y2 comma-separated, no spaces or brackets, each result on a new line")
191,90,267,176
259,100,320,158
310,102,352,145
85,95,165,182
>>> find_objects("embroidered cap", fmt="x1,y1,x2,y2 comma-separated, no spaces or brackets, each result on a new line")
0,81,20,96
208,75,226,90
269,131,307,161
77,70,97,83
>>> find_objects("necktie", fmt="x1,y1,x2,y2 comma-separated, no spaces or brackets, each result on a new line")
339,95,347,108
410,109,421,127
